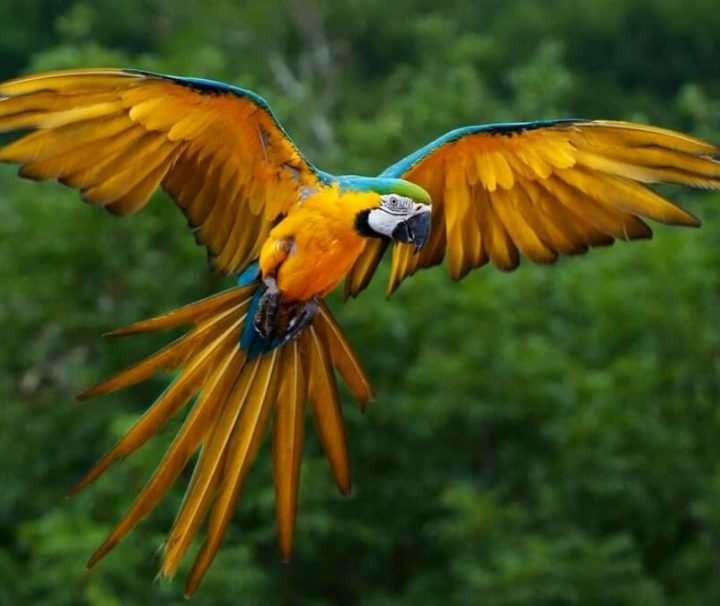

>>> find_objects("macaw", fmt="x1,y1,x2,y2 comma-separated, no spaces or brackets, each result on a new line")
1,68,719,595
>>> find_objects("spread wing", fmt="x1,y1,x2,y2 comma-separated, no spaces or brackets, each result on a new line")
344,120,720,297
0,68,323,274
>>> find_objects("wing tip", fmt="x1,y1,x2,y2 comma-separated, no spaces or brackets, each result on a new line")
682,212,702,228
75,388,95,401
338,479,352,497
103,325,143,338
661,207,702,228
86,540,115,570
358,394,375,413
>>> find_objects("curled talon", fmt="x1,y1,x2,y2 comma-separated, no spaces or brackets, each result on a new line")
279,296,319,346
253,277,281,339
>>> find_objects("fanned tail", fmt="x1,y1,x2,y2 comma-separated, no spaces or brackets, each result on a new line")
72,282,373,596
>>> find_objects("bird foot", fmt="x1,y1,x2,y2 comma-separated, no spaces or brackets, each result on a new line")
278,296,320,346
253,277,319,345
253,276,281,340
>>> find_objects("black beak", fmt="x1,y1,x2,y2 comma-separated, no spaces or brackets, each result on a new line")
391,208,432,253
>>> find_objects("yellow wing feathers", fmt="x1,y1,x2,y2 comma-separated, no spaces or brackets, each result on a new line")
404,121,718,286
346,120,720,297
0,68,319,274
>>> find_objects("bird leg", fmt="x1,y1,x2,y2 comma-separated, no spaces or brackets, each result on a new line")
254,275,319,345
278,295,320,347
254,275,281,340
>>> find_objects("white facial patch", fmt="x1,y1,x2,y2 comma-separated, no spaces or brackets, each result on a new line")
367,207,405,237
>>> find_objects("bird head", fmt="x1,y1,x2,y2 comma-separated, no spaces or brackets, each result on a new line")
353,182,432,252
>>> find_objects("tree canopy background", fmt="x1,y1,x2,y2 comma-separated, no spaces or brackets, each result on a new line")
1,1,720,604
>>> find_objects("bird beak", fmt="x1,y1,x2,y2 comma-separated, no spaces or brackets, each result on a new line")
391,205,432,253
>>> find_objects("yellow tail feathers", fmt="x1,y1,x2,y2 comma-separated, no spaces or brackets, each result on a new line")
72,285,373,596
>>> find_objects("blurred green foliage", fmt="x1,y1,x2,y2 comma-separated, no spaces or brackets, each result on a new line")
1,1,720,604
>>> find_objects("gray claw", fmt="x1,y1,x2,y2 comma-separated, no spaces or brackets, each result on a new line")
279,296,319,346
254,281,281,340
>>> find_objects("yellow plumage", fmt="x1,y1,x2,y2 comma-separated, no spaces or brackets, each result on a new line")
273,341,307,561
260,187,381,301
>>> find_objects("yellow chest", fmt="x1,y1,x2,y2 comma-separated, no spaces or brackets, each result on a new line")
259,188,379,301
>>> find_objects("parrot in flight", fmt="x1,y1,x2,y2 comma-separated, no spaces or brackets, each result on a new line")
1,68,719,595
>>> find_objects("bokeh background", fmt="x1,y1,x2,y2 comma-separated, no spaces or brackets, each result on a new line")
2,1,720,604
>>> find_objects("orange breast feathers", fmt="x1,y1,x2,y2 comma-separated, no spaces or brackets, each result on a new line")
259,186,380,302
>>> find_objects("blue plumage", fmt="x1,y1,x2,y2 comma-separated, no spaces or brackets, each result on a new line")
236,261,261,287
237,264,287,360
239,286,267,360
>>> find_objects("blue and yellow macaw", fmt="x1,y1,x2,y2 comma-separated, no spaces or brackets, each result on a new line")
2,68,719,594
